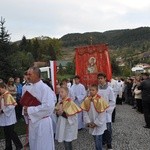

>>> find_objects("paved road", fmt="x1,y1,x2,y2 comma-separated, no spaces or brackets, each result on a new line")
0,104,150,150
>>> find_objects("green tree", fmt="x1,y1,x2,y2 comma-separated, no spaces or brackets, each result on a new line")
47,44,56,60
66,62,75,75
32,38,40,60
19,36,28,51
0,17,14,81
9,51,34,77
110,56,121,76
38,37,62,61
58,63,64,75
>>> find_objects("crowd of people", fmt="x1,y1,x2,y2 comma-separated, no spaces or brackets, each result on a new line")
110,73,150,129
0,67,150,150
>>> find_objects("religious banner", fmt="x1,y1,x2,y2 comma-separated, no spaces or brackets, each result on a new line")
75,44,112,87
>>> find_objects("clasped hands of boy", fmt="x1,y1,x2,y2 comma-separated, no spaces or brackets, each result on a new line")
55,103,64,116
87,122,97,128
55,98,97,128
87,97,97,128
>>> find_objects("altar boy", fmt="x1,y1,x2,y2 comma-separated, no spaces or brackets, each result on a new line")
97,73,116,150
0,82,23,150
81,84,109,150
55,87,81,150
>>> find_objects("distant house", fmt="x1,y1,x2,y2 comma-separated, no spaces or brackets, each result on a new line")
131,63,150,73
142,65,150,73
131,66,144,73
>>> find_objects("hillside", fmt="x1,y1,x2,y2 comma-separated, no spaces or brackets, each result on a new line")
12,27,150,62
60,27,150,48
60,27,150,63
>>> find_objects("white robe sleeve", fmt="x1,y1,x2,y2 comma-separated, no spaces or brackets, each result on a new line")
94,111,106,126
76,86,86,103
83,111,91,124
22,86,26,96
27,88,55,123
3,105,15,117
52,91,57,104
69,89,75,101
106,88,116,115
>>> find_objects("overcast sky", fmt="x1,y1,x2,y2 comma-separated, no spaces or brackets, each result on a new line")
0,0,150,41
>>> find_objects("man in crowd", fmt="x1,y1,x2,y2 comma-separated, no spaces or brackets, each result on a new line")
138,73,150,129
71,75,86,130
125,78,133,105
22,71,32,147
115,77,124,105
15,77,23,120
22,71,32,96
24,67,55,150
109,78,119,122
97,73,116,150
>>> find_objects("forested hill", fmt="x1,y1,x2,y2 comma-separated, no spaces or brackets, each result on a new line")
60,27,150,48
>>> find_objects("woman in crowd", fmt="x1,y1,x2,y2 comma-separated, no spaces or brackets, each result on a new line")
133,78,143,113
7,77,17,100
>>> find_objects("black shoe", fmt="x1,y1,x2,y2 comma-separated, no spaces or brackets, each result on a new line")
107,144,112,149
132,107,136,109
78,128,83,131
143,125,150,129
16,145,23,150
16,148,22,150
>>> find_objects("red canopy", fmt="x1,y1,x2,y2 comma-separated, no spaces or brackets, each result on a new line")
75,44,112,87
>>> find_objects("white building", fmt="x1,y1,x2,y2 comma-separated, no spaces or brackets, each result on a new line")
131,63,150,73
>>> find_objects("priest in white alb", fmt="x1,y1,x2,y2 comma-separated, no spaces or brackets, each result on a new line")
23,67,55,150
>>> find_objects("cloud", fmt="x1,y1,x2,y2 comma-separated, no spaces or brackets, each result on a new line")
0,0,150,41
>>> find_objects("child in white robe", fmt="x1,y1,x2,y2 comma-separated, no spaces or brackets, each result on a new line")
71,75,86,130
55,87,81,150
97,73,116,150
0,82,23,150
81,84,109,150
59,78,75,101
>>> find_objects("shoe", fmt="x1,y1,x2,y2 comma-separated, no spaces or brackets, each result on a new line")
143,125,150,129
78,128,83,131
16,144,23,150
16,147,23,150
132,107,136,109
107,144,112,149
112,120,115,123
